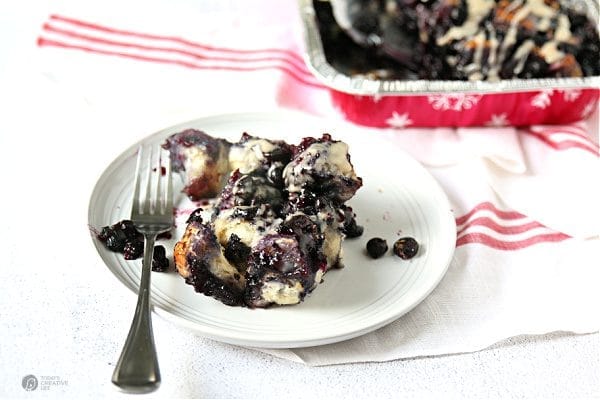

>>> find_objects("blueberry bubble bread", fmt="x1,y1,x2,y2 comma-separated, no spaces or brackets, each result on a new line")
327,0,600,80
163,130,364,308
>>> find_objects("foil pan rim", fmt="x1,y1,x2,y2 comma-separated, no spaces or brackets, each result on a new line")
299,0,600,96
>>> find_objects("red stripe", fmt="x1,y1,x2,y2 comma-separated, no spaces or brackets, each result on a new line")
456,216,547,236
523,130,599,156
42,23,316,82
455,202,525,226
456,232,571,250
37,37,326,89
558,124,589,136
531,126,599,147
49,14,306,64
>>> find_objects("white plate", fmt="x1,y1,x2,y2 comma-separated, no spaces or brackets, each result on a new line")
88,110,456,348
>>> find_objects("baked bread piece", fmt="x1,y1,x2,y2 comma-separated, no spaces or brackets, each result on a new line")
163,129,231,200
169,132,363,308
325,0,600,80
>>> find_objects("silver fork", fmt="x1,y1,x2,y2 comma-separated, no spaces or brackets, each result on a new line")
111,145,173,393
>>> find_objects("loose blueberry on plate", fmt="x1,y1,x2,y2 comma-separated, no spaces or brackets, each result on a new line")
393,237,419,260
366,238,388,259
152,245,170,272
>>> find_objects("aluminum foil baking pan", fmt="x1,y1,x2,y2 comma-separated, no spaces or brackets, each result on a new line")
298,0,600,127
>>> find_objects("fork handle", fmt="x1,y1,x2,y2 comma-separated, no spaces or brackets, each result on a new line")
111,233,161,393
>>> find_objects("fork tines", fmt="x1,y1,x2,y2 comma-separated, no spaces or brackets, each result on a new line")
131,145,172,219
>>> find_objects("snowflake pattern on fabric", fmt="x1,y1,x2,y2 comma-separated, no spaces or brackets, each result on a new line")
385,112,414,128
427,94,482,111
485,113,510,127
531,89,554,109
560,89,582,102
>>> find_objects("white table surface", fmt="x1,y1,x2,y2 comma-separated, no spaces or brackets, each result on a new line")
1,2,598,399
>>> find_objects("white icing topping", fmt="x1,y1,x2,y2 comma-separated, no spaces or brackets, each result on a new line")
465,30,487,80
526,0,557,18
486,23,500,80
284,141,356,193
229,138,276,174
555,14,572,42
537,17,551,31
539,13,572,64
231,175,279,203
512,39,536,74
437,0,495,46
540,41,565,64
311,141,353,175
440,0,574,80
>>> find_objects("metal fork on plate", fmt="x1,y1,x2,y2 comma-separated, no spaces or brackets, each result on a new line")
111,145,173,393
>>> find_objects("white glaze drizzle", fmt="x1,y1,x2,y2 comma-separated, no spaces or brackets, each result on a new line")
486,22,500,80
487,3,533,79
511,39,536,74
464,30,487,80
437,0,495,46
447,0,575,80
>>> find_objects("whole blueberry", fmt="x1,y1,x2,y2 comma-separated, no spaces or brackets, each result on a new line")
152,245,170,272
393,237,419,260
366,238,388,259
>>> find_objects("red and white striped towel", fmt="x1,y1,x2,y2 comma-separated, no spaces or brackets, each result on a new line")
36,1,332,118
33,0,599,365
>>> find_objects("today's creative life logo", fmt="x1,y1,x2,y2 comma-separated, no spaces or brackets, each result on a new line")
21,374,68,391
22,375,38,391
